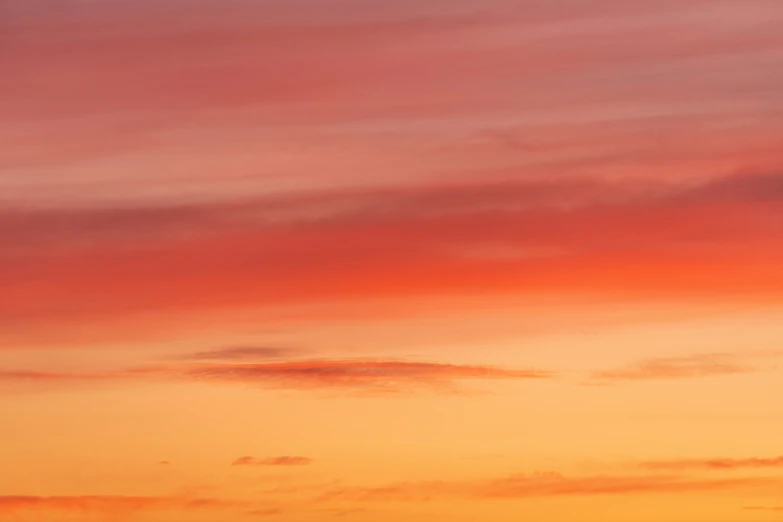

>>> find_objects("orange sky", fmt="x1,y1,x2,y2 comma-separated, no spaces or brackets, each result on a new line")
2,1,783,521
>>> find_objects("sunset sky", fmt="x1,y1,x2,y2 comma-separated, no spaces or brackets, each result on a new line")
2,0,783,521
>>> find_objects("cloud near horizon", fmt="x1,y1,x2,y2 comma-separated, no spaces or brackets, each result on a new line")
640,456,783,471
232,456,313,467
0,495,247,516
315,473,783,503
0,370,114,382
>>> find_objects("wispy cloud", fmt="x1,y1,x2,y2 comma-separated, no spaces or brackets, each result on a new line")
0,370,112,382
0,176,658,254
184,346,299,361
247,507,285,516
319,507,369,517
5,171,783,341
233,456,313,467
589,352,764,383
743,506,783,512
315,473,783,503
0,358,552,395
4,0,782,192
186,359,553,394
675,172,783,205
0,495,246,516
640,456,783,471
6,172,783,254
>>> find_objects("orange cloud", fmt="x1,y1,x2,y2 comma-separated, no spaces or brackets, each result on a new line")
184,346,299,361
640,456,783,471
0,495,243,515
316,473,783,503
590,353,765,383
0,370,112,382
0,358,552,395
186,359,552,394
0,366,164,389
247,507,285,516
233,456,313,467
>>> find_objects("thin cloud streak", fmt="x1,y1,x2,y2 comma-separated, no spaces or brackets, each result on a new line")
233,456,313,467
0,370,112,382
315,473,783,503
0,495,246,515
184,346,299,361
4,172,783,253
590,353,765,383
0,359,554,395
641,456,783,471
186,359,554,394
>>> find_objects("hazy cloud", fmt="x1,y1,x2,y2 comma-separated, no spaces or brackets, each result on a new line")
187,359,553,394
676,172,783,205
0,495,243,515
185,346,299,361
0,370,118,382
590,353,761,383
6,172,783,256
316,473,783,503
247,507,284,516
0,358,553,395
233,456,313,467
640,456,783,471
5,171,783,337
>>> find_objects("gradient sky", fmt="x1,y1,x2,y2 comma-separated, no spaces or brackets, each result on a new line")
2,1,783,521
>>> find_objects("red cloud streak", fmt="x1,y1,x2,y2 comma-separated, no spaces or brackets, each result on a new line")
4,173,783,342
186,359,552,394
0,359,553,395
